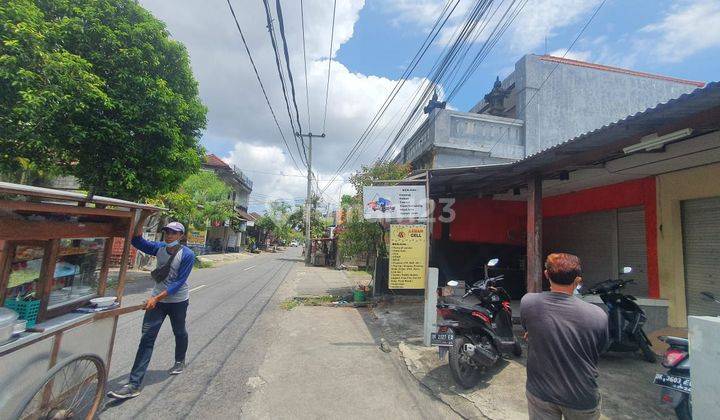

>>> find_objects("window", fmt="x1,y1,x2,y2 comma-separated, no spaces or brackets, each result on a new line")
48,238,106,309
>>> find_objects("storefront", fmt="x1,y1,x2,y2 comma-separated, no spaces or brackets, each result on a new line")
423,82,720,329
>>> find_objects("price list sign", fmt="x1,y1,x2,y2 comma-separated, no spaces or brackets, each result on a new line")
389,224,427,289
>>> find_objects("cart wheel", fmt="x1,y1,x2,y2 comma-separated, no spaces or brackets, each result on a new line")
12,354,106,420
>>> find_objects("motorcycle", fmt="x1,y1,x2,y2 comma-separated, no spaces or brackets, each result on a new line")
582,268,656,363
654,291,719,420
433,258,522,388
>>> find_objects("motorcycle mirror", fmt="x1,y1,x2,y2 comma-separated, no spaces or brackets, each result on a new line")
622,266,632,274
487,258,499,267
447,280,459,287
701,291,716,301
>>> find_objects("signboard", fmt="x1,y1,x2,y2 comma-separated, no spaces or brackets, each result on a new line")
389,224,427,289
363,185,427,220
186,229,207,246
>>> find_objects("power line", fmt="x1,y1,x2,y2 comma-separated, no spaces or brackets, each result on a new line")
225,0,302,173
261,0,307,167
274,0,306,153
321,0,338,134
300,0,311,130
319,0,461,195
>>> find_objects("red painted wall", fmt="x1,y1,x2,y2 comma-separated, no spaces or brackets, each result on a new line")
442,178,659,297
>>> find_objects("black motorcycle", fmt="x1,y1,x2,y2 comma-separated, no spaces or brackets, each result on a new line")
582,273,656,362
433,259,521,388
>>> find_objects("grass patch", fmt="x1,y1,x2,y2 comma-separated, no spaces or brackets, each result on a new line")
280,295,337,310
194,258,214,269
280,299,300,310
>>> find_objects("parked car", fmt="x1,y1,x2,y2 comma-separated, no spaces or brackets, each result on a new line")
290,240,299,247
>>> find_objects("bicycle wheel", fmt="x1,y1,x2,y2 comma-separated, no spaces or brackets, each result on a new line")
12,353,107,420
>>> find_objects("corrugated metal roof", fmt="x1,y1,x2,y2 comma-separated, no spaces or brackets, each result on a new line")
426,81,720,197
0,181,163,211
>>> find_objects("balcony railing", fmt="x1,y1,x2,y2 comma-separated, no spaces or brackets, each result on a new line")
230,165,253,190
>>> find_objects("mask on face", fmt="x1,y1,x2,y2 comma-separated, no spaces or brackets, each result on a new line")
166,239,180,247
573,284,582,296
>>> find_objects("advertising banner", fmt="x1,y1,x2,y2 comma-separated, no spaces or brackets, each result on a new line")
389,224,427,289
363,185,427,220
186,229,208,246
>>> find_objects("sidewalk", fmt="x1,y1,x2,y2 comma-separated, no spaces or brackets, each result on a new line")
372,301,677,420
239,264,458,419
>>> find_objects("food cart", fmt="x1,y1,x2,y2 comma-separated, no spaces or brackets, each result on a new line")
0,181,161,419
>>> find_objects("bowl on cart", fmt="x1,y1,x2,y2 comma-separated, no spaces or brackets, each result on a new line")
90,296,117,308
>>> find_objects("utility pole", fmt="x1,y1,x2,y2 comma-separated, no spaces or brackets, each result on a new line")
297,132,325,265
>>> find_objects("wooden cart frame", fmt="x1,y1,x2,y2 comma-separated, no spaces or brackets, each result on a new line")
0,182,161,419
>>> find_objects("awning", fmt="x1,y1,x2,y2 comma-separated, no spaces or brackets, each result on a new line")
235,208,254,221
422,82,720,198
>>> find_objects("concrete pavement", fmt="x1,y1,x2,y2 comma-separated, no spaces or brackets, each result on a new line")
100,249,456,419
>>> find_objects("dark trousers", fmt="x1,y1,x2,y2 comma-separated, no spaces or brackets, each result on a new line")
129,300,189,387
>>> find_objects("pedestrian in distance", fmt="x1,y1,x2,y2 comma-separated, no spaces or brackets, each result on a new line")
521,253,609,420
108,218,195,399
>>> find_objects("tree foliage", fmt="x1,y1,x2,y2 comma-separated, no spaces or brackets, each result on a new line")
155,171,234,230
338,162,411,264
0,0,207,200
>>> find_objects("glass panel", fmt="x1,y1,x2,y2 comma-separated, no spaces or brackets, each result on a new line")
5,245,44,302
48,238,106,309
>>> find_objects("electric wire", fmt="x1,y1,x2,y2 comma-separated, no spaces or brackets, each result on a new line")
261,0,307,167
322,0,338,134
225,0,303,173
300,0,311,130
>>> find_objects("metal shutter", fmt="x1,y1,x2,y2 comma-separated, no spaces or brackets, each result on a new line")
681,197,720,316
617,207,648,297
543,210,616,285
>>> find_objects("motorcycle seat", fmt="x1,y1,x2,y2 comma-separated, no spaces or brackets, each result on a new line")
660,335,688,347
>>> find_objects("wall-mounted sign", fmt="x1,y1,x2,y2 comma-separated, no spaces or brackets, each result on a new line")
389,224,427,289
363,185,427,220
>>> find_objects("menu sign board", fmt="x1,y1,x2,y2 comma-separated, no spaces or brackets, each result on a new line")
389,224,427,289
363,186,427,220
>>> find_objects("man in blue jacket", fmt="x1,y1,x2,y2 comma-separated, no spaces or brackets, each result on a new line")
108,220,195,399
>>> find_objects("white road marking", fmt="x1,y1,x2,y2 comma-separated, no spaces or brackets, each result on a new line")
189,284,207,293
243,265,256,271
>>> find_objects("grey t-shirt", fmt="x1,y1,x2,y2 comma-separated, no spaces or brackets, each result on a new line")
521,292,609,410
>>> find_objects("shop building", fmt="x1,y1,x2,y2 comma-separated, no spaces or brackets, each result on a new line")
395,54,703,169
423,82,720,330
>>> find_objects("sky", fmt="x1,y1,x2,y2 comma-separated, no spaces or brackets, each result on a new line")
138,0,720,212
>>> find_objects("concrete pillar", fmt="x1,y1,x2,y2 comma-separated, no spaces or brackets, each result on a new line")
526,176,543,293
423,267,439,347
689,316,720,419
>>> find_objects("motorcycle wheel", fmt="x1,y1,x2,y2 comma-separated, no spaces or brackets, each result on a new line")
675,396,692,420
638,335,657,363
448,336,484,389
513,341,522,357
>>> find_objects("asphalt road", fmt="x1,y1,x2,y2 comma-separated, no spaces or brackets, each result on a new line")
99,249,299,419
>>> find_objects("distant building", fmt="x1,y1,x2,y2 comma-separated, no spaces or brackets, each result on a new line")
201,154,254,252
395,54,704,169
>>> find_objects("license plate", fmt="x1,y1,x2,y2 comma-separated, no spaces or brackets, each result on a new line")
431,332,455,346
654,373,691,393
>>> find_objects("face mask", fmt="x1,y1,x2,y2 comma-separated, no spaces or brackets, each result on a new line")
573,284,582,296
166,239,180,247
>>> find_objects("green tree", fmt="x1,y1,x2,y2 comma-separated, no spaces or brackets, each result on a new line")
157,171,234,230
0,0,207,200
338,162,411,267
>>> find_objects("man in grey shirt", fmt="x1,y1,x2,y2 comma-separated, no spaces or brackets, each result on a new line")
521,253,609,420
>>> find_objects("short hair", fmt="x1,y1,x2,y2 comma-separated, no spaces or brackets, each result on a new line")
544,253,582,285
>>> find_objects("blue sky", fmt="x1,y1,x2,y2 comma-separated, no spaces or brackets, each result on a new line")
339,0,720,112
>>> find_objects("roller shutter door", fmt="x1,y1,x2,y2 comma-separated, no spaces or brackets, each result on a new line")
681,197,720,316
617,207,648,297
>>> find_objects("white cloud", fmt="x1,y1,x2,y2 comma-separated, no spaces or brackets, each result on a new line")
548,48,592,62
639,0,720,63
380,0,602,53
139,0,425,211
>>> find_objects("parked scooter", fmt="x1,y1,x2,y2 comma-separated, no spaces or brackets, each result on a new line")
582,268,656,362
433,258,521,388
654,291,719,420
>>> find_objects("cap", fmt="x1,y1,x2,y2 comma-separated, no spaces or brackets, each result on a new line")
162,221,185,233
